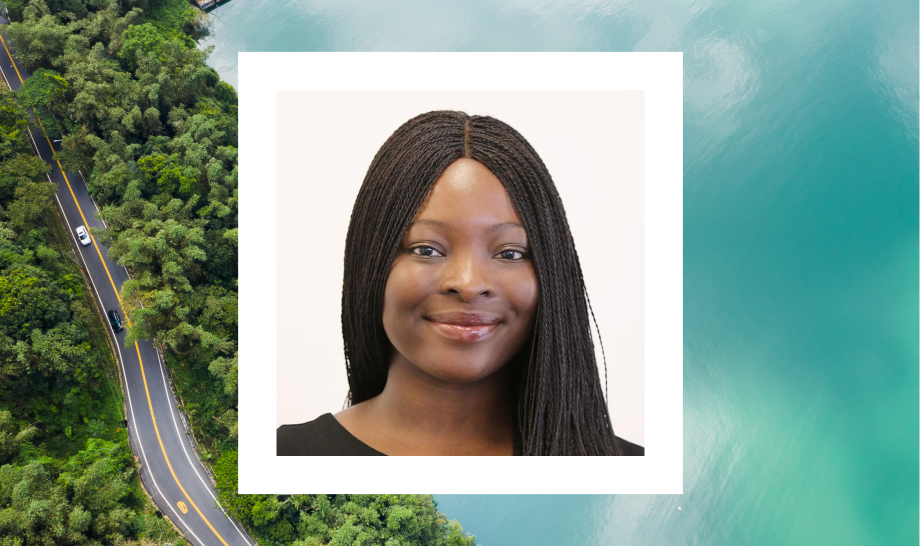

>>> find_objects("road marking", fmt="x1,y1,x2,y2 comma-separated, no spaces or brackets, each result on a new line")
0,31,23,83
155,349,256,546
134,342,229,546
0,30,231,546
178,501,189,514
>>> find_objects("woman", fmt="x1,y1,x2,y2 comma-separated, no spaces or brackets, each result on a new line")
278,110,643,456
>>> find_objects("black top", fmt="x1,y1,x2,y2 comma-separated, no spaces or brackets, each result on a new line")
277,413,644,456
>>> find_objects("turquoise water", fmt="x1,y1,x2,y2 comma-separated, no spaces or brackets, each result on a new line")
203,0,918,543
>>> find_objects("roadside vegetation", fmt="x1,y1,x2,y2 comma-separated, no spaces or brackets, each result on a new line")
0,82,186,545
2,0,476,544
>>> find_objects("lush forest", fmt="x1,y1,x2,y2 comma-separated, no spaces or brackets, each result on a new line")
0,69,184,546
0,0,475,544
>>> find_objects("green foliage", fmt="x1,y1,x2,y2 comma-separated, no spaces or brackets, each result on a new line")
0,260,101,439
213,450,244,514
59,437,133,489
7,321,94,377
161,347,235,450
144,0,204,34
0,457,134,544
208,352,238,397
0,155,52,202
42,0,108,20
5,2,71,71
15,68,68,127
91,112,238,350
15,68,68,108
0,87,30,161
54,126,94,173
8,181,57,229
118,22,166,72
1,0,30,23
0,265,71,339
214,408,236,439
0,410,38,466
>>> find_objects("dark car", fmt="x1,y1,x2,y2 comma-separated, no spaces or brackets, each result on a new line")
108,309,123,332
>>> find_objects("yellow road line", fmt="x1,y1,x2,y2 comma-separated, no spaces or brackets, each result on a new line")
134,342,229,546
0,31,229,546
0,33,23,84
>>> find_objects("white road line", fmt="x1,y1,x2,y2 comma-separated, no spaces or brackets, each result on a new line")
155,349,255,546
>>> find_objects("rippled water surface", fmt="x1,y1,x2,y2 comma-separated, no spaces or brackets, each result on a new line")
202,0,918,543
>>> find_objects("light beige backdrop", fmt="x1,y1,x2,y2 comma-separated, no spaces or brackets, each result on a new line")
276,90,645,446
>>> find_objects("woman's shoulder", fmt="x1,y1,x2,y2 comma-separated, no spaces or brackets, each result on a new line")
277,413,385,456
615,436,644,456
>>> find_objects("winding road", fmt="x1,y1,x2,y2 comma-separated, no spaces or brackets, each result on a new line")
0,16,252,546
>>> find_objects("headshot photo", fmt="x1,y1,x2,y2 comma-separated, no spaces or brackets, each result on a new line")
274,91,646,457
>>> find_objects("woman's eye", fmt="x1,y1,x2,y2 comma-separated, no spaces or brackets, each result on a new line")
498,249,526,261
410,246,444,257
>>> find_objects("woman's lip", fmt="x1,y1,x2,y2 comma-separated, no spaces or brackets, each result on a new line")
425,313,500,326
427,320,499,342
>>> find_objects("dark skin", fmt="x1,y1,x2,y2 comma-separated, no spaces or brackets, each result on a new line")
336,158,539,455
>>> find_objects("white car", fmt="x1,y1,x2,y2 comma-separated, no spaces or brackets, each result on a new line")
75,225,91,246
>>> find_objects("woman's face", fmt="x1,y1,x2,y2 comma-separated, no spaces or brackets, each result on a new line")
382,158,539,385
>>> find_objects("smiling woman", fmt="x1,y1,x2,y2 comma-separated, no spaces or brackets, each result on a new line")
277,110,644,456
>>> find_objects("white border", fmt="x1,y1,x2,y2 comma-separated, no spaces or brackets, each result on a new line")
240,52,682,494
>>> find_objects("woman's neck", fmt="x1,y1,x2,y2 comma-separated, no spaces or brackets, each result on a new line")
338,358,515,455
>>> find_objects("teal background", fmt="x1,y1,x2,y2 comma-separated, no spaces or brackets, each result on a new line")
203,0,918,543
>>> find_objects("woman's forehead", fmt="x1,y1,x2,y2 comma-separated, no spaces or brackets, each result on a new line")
411,159,524,228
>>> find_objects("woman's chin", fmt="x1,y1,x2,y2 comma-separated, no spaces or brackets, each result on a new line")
421,360,504,385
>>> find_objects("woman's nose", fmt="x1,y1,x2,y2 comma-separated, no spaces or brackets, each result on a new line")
439,250,494,301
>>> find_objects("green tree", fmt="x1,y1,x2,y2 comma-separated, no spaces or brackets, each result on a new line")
0,410,37,465
5,2,71,71
8,181,57,230
0,457,134,545
1,0,30,22
0,87,30,161
15,68,69,125
0,265,71,339
12,322,93,377
55,125,95,173
118,22,165,72
0,155,51,201
208,352,238,397
289,495,477,546
63,38,144,140
0,460,70,544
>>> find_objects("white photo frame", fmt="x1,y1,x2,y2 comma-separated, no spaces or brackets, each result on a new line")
239,52,682,494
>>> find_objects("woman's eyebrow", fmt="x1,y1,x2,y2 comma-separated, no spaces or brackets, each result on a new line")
411,219,525,233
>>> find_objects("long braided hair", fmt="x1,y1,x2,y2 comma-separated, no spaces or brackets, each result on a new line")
341,110,623,456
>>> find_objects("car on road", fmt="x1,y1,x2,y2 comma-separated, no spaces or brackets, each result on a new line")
75,225,91,246
108,310,123,332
